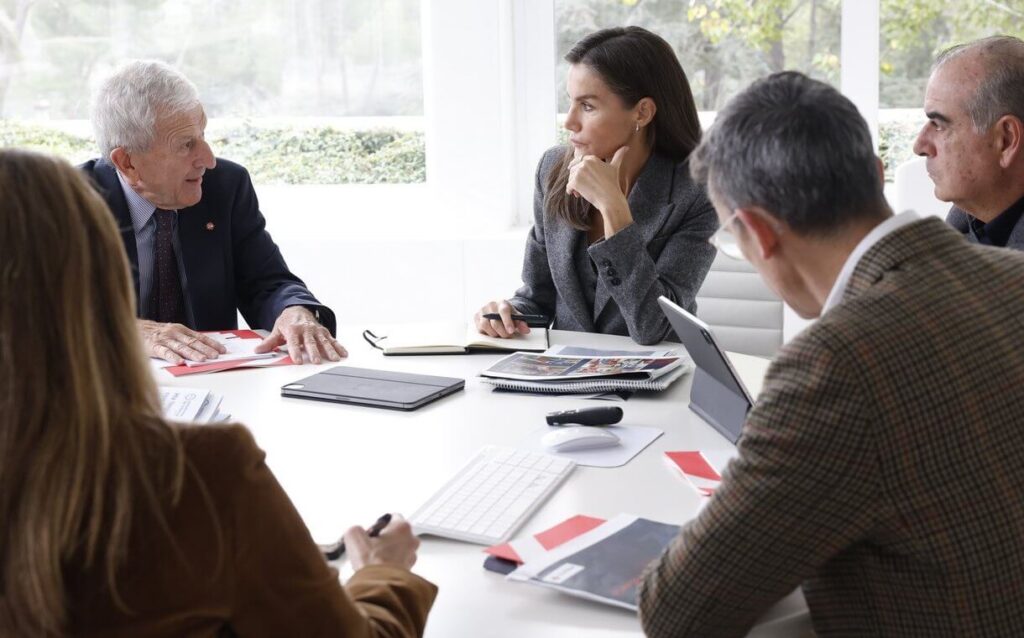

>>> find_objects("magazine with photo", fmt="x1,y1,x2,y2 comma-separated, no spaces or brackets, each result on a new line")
544,345,680,358
508,513,680,611
480,352,682,382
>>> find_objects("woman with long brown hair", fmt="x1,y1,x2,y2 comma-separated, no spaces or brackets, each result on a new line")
0,148,435,636
475,26,718,345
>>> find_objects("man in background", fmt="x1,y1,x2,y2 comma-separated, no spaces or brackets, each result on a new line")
82,60,345,365
914,35,1024,249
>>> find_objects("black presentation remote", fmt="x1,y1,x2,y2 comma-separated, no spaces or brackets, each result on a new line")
546,406,623,426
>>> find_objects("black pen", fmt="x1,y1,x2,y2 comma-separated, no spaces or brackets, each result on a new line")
320,513,392,561
482,312,548,327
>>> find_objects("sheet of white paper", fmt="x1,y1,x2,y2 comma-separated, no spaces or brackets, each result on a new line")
159,386,210,422
194,393,224,423
545,345,679,358
150,357,176,370
184,334,276,367
520,425,663,468
701,449,738,474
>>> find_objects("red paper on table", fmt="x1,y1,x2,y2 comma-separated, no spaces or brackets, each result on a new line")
485,514,606,565
163,330,293,377
665,451,723,497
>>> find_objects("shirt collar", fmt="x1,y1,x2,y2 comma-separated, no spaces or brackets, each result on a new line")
967,194,1024,247
116,171,159,233
822,210,920,315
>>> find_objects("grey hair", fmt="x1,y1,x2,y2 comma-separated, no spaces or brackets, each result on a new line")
691,71,885,236
934,35,1024,132
91,60,200,158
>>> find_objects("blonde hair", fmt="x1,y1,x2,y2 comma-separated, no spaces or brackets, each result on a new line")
0,149,184,635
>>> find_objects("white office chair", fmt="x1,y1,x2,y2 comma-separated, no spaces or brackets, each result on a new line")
694,252,783,358
893,156,948,218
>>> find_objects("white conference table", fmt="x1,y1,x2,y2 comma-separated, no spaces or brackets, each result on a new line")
156,327,810,637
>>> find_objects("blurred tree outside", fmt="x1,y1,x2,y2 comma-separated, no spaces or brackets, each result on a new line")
0,0,425,183
4,1,1024,184
0,0,422,118
555,0,841,112
879,0,1024,107
555,0,1024,179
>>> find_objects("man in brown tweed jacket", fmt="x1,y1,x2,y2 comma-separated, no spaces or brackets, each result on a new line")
638,71,1024,636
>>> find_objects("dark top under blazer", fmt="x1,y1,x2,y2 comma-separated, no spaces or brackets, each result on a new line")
81,158,336,334
509,146,718,345
946,203,1024,250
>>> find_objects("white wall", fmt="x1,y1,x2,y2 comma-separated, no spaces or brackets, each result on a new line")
259,183,529,327
255,0,945,347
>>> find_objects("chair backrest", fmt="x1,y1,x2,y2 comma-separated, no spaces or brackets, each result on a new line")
694,252,783,358
894,156,948,218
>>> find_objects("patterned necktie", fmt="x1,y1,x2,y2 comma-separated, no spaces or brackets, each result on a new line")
151,209,186,325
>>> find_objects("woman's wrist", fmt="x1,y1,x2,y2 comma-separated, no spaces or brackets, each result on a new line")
598,196,633,237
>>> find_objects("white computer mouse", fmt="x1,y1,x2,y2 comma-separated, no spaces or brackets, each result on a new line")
541,426,621,453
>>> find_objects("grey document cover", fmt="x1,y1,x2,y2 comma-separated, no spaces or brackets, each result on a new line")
658,296,754,443
281,366,464,411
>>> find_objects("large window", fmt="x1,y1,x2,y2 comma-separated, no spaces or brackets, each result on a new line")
0,0,424,184
878,0,1024,178
555,0,841,113
550,0,1024,183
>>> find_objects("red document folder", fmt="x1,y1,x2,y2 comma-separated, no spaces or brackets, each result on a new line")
163,330,294,377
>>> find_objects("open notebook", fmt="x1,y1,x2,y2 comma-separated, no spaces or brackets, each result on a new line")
363,323,549,355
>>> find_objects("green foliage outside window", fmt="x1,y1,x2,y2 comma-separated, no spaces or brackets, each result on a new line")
0,120,426,184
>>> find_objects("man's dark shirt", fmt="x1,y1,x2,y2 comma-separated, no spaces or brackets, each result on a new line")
965,195,1024,247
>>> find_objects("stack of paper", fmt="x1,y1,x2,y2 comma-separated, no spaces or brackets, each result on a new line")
159,386,231,423
479,349,691,394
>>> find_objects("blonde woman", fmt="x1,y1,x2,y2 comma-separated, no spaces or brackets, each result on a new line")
0,149,436,636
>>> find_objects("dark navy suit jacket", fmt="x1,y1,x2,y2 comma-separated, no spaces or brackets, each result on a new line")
80,158,336,335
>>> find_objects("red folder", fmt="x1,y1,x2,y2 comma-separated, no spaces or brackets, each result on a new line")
163,330,294,377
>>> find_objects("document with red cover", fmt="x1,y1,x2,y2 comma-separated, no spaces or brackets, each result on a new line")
664,450,729,497
507,514,680,611
484,515,606,574
157,330,293,377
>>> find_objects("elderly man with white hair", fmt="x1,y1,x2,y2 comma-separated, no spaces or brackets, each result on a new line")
81,60,345,365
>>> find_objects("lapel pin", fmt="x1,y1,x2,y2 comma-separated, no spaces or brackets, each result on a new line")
205,221,215,231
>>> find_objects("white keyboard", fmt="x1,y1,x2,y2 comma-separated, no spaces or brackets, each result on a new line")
411,445,575,545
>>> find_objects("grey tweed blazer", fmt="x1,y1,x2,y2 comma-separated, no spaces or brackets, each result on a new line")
639,217,1024,637
509,146,717,345
947,205,1024,250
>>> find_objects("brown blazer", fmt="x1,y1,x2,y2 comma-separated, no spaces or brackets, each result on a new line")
66,424,437,637
639,218,1024,637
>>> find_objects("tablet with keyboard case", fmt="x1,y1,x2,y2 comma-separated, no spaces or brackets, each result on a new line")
281,366,464,411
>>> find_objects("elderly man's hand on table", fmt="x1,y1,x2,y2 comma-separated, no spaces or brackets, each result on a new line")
140,319,227,364
255,305,347,364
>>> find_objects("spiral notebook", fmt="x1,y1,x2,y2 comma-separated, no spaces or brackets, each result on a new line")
479,361,690,394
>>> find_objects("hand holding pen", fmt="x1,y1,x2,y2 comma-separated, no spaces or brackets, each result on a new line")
328,513,421,571
475,299,547,338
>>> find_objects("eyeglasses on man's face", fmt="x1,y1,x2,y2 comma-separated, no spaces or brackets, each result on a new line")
708,210,745,260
